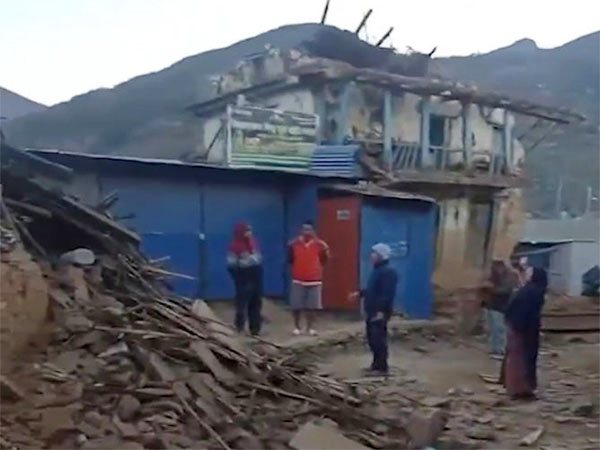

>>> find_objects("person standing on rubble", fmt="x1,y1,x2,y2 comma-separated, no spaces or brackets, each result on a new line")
483,261,517,360
352,243,398,376
288,221,329,336
227,222,263,336
501,266,547,400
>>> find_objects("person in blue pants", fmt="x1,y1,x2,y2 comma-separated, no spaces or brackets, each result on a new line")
353,243,399,376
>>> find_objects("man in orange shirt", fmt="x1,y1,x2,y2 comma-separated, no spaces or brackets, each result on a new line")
288,221,329,336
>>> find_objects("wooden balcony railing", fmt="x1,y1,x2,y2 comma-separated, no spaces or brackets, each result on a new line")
390,142,508,176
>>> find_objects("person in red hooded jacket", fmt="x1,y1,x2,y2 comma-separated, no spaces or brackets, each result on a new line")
288,220,329,336
227,222,263,335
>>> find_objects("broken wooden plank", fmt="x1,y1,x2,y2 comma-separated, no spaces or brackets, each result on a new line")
290,419,369,450
189,340,237,385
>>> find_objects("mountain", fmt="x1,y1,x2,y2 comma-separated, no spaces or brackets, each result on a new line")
432,32,600,216
4,25,599,215
0,87,47,121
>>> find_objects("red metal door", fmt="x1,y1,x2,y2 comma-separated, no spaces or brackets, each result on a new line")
317,195,361,310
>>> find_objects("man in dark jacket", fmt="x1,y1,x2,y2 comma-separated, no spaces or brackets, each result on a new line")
359,243,398,375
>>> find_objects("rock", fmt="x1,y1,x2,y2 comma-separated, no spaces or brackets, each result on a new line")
289,419,370,450
82,436,123,450
64,314,93,333
519,426,544,446
121,441,145,450
76,421,104,439
141,399,184,416
0,374,25,401
476,413,494,424
59,248,96,266
421,396,451,407
471,394,504,407
373,423,389,434
113,416,140,439
39,406,78,438
36,381,83,407
83,411,105,429
467,428,496,441
406,408,448,449
76,434,88,446
118,394,141,421
52,350,84,373
98,342,129,359
572,401,598,418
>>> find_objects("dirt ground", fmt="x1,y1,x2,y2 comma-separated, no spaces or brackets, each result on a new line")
212,299,600,448
316,332,600,449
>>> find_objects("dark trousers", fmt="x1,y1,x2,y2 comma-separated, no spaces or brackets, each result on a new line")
234,285,262,335
366,318,389,372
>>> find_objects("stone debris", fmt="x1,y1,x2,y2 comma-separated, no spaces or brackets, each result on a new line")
520,426,544,446
405,408,448,449
0,375,25,401
572,400,599,418
289,419,370,450
0,182,420,450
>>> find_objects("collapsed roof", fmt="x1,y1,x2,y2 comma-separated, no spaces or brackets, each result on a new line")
299,27,433,78
189,47,584,125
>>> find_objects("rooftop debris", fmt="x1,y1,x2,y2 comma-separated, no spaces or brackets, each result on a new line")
290,57,585,124
0,145,416,448
300,27,432,77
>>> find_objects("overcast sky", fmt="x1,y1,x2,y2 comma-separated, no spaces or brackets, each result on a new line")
1,0,598,106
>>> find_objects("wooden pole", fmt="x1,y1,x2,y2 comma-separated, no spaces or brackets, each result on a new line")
375,27,394,47
320,0,330,24
354,9,373,34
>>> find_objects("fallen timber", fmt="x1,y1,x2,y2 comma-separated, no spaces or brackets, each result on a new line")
0,145,419,449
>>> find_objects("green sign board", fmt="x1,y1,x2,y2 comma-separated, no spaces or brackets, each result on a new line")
227,105,318,171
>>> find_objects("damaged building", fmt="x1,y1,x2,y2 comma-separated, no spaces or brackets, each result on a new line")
187,46,584,289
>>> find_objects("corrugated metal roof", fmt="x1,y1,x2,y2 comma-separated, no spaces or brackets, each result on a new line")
26,149,355,180
520,218,600,244
309,145,362,179
1,143,73,181
323,183,436,203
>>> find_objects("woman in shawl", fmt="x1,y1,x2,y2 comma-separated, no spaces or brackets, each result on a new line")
501,267,548,400
227,222,263,335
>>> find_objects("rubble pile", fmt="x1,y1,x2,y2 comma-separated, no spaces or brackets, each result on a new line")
0,147,414,449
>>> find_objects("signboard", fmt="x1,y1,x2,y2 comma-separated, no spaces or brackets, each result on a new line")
227,105,318,171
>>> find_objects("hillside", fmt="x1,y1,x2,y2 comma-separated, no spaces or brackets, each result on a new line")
432,32,600,216
0,87,47,121
5,24,599,215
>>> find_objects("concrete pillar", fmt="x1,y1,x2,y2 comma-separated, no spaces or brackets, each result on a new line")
462,103,473,167
335,81,353,144
314,87,327,144
383,90,393,170
420,96,431,168
503,109,513,173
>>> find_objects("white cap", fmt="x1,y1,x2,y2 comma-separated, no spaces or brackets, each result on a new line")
372,243,392,260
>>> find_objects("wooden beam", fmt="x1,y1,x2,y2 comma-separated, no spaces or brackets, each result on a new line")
383,90,393,170
419,96,431,168
375,27,394,47
320,0,330,24
355,9,373,34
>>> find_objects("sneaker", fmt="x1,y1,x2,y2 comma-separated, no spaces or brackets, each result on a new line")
490,353,504,361
308,329,318,336
292,328,302,336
